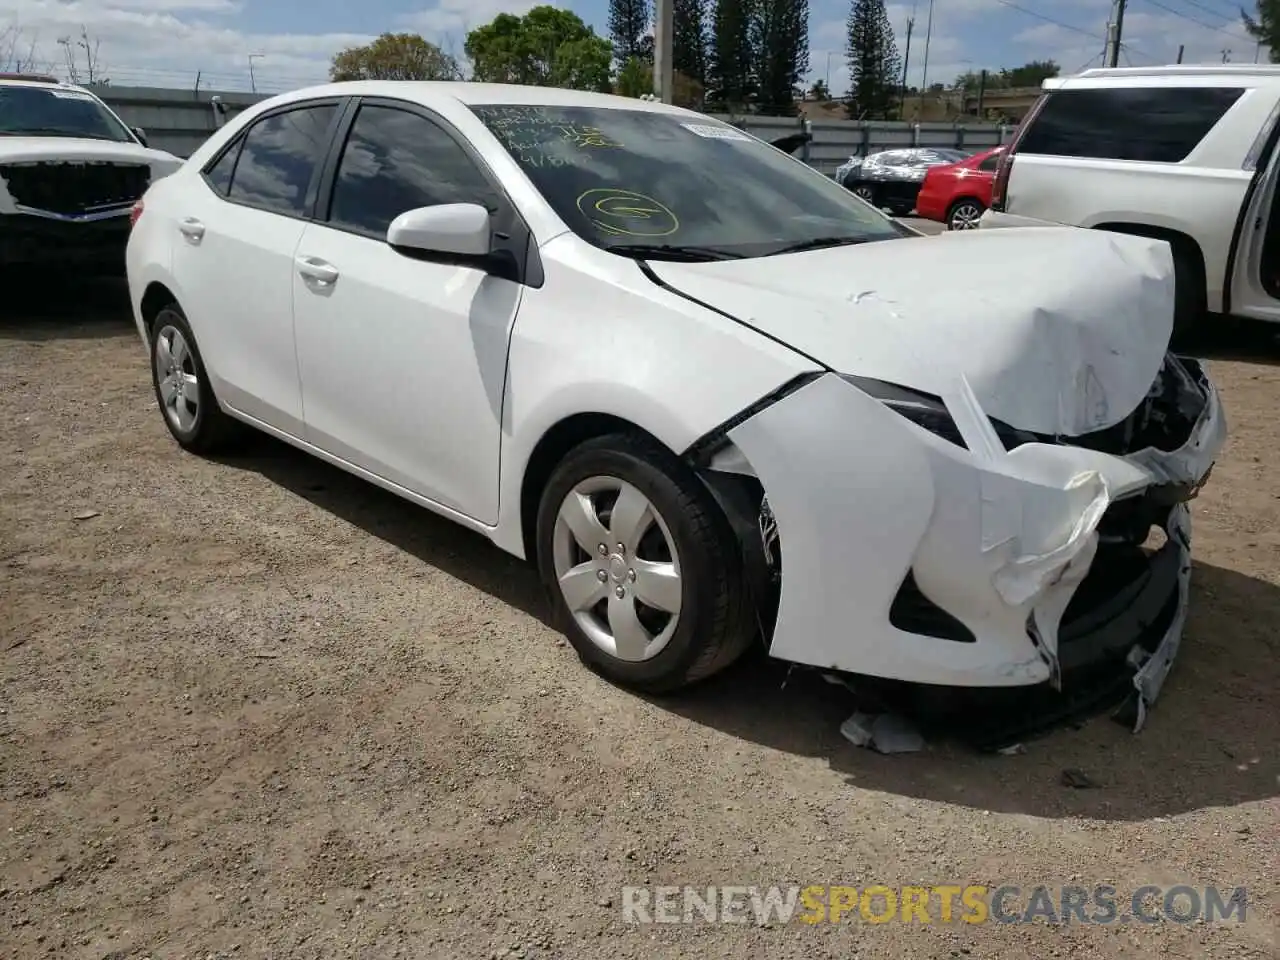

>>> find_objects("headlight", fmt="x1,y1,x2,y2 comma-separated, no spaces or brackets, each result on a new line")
842,375,1034,451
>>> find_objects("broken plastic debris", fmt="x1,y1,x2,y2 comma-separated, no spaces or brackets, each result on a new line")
997,743,1026,756
72,509,101,521
839,711,924,754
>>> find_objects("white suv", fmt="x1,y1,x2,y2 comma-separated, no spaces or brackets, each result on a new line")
0,73,182,274
981,65,1280,332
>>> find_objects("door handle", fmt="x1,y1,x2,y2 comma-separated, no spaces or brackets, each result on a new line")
178,217,205,242
296,256,339,286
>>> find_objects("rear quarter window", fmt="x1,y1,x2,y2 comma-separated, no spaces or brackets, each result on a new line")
1017,87,1244,163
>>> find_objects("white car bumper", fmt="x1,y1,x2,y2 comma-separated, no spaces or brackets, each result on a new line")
714,359,1224,729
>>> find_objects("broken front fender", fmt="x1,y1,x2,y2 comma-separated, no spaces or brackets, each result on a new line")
707,367,1223,718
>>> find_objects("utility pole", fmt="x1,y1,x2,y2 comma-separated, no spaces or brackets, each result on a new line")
920,0,935,93
900,18,914,116
1104,0,1127,68
247,53,264,92
1176,44,1184,64
653,0,674,103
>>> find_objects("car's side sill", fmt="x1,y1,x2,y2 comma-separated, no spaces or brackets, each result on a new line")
217,403,506,549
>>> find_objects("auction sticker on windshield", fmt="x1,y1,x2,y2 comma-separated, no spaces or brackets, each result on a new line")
681,122,752,142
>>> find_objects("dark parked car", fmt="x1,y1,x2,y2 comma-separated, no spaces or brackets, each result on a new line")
835,148,970,215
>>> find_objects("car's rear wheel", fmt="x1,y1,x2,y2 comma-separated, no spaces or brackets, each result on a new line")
947,198,985,230
535,433,753,692
852,183,877,206
149,304,241,453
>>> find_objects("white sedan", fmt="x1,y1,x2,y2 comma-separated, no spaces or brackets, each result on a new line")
126,81,1225,727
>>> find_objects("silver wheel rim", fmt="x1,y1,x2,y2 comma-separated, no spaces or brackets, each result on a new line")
552,476,683,663
950,202,982,230
154,324,199,433
854,185,875,202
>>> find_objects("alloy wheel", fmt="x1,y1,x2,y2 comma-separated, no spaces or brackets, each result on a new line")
552,476,683,663
154,324,200,433
949,201,984,230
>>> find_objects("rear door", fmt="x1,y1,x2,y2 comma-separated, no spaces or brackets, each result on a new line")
1227,94,1280,320
170,99,344,436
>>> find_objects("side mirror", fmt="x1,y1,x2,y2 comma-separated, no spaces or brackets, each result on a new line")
387,203,491,258
131,126,149,147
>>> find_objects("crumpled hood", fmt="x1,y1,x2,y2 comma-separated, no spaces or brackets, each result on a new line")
0,136,181,173
647,226,1175,437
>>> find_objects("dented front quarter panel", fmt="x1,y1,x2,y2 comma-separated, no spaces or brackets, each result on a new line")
722,365,1225,724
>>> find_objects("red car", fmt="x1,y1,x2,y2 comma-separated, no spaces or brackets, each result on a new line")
914,146,1004,231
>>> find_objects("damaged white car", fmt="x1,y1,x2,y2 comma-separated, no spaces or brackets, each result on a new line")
125,83,1225,729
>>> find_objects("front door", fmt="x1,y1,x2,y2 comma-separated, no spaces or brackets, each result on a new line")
292,101,523,525
169,101,341,436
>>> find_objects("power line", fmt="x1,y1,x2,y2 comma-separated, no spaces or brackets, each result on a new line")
991,0,1106,41
1176,0,1248,22
990,0,1156,66
1137,0,1254,43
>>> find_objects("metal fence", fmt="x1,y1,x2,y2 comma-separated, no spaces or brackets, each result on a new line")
96,85,265,158
709,114,1014,176
93,85,1011,172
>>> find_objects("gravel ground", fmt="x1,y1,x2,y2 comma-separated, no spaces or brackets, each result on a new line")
2,277,1278,960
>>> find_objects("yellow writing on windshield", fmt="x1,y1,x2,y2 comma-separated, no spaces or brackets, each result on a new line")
575,189,679,237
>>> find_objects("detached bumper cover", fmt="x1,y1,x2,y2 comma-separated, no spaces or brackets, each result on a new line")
720,362,1224,731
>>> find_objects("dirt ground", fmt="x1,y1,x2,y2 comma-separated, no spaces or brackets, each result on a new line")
2,278,1278,960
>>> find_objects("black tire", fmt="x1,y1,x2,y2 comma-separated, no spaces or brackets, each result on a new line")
946,198,985,231
148,303,242,454
535,432,754,693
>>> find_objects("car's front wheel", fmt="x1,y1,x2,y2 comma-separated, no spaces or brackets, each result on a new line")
535,433,753,692
947,198,985,230
148,303,241,453
852,183,877,206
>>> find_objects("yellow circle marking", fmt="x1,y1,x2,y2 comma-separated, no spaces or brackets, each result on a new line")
575,188,679,237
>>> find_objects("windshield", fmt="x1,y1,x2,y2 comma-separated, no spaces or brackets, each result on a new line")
0,85,135,142
470,104,905,260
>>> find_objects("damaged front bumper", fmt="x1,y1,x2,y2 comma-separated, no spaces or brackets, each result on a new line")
700,355,1225,732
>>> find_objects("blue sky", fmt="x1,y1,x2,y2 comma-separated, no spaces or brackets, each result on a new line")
0,0,1265,94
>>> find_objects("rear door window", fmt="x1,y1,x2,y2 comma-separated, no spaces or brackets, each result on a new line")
1017,87,1244,163
226,104,337,216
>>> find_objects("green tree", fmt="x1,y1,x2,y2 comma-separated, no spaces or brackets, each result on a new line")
614,55,706,105
809,77,830,99
608,0,651,64
465,6,612,90
999,59,1058,87
1243,0,1280,60
329,32,461,81
752,0,809,114
674,0,710,85
845,0,899,119
709,0,756,108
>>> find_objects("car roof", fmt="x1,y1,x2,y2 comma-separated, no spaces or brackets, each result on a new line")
1049,64,1280,90
261,80,700,116
0,74,94,94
